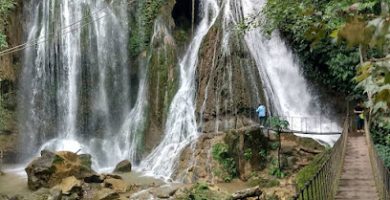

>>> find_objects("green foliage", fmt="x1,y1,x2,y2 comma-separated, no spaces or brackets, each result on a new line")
269,165,285,178
0,94,12,130
129,0,165,57
372,125,390,168
267,117,289,132
258,149,268,160
243,148,253,161
211,143,237,182
270,142,279,150
248,175,280,188
176,182,229,200
295,150,330,189
375,144,390,168
0,0,16,50
261,0,382,96
268,158,286,178
263,0,390,165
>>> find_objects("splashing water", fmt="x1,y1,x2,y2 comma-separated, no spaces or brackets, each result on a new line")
140,0,221,179
241,0,340,144
19,0,142,169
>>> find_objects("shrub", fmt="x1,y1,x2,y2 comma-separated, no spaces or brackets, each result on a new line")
211,143,237,182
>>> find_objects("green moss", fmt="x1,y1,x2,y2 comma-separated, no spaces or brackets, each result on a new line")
0,95,13,131
295,149,331,189
248,176,280,188
0,0,16,49
52,155,65,165
129,0,165,57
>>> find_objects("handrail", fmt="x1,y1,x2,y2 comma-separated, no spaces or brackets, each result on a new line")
292,115,349,200
365,120,390,200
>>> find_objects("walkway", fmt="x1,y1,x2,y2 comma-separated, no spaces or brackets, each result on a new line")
335,132,379,200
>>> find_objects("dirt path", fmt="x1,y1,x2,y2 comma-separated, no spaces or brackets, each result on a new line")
335,133,379,200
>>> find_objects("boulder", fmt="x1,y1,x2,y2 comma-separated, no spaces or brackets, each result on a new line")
231,186,262,200
53,176,82,195
96,188,120,200
25,150,94,190
104,178,129,193
113,160,132,173
48,188,62,200
0,194,9,200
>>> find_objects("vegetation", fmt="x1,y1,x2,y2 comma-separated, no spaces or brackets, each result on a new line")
0,0,16,49
248,174,280,188
295,150,330,189
129,0,165,57
267,117,289,174
211,143,237,182
176,182,229,200
263,0,390,167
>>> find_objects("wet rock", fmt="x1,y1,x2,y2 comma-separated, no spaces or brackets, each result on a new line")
53,176,82,195
25,150,94,190
0,194,9,200
3,195,25,200
84,174,104,183
104,178,129,193
101,174,122,180
149,185,181,199
113,160,132,173
231,186,262,200
48,188,62,200
96,188,120,200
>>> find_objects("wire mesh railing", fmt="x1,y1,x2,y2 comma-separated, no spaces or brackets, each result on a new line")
366,121,390,200
292,115,349,200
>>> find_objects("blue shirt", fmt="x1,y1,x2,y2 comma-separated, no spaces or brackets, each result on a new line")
256,105,266,117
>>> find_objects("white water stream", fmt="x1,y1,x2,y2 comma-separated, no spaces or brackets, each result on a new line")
19,0,142,170
241,0,340,144
140,0,221,179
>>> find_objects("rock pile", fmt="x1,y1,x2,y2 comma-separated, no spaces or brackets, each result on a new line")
25,150,133,200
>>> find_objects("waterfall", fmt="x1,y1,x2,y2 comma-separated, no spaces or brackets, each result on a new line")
18,0,142,169
241,0,340,144
140,0,221,179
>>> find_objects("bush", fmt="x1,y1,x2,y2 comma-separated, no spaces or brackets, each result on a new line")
243,148,253,161
176,182,229,200
0,0,16,49
375,144,390,169
211,143,237,182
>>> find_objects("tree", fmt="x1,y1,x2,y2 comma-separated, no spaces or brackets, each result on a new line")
267,117,289,175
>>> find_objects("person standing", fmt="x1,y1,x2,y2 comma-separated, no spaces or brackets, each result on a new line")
256,104,266,127
354,102,365,132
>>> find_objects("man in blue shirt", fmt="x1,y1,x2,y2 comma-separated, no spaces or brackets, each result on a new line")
256,104,266,127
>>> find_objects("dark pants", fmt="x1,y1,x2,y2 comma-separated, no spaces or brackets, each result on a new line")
259,116,267,127
356,115,364,130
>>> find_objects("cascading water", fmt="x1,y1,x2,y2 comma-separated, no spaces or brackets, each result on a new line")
140,0,221,179
18,0,144,169
241,0,340,144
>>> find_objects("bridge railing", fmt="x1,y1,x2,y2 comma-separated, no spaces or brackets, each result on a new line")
366,120,390,200
292,115,349,200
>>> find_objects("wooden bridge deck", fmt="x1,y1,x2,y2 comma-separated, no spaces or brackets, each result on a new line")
335,132,379,200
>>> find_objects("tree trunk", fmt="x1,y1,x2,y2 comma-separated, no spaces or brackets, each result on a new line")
278,132,281,170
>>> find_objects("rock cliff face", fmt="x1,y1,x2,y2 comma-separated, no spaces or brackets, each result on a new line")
195,21,266,133
0,0,23,162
